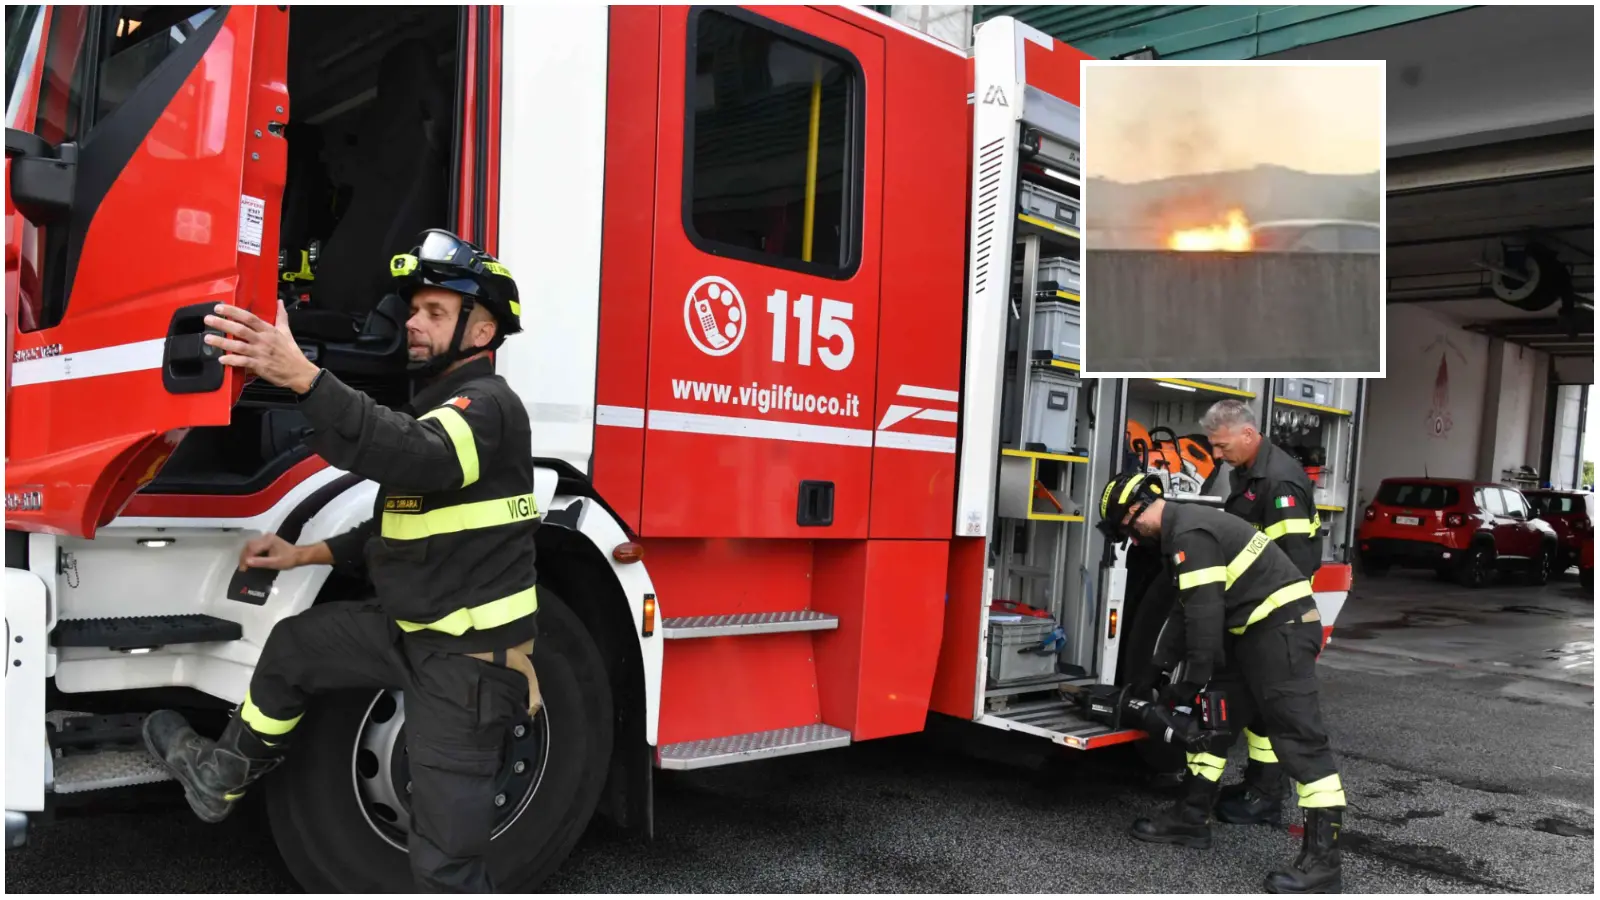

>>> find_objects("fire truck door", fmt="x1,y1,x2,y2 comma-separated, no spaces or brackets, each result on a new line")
642,5,885,538
4,6,289,539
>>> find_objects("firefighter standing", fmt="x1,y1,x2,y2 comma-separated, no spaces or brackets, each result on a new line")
1098,472,1346,894
1201,398,1323,826
143,229,538,893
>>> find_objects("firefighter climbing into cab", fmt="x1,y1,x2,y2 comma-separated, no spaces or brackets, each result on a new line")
142,229,540,893
1097,471,1346,894
1201,398,1323,826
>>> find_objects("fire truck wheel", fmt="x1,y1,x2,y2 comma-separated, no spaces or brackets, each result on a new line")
265,593,614,892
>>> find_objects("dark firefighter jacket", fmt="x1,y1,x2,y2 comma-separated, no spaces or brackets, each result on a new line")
1153,501,1314,684
1225,441,1321,578
297,356,540,654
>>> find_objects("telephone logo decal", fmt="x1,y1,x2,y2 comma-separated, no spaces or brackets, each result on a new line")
684,275,746,357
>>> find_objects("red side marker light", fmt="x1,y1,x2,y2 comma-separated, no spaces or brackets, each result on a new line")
613,541,643,563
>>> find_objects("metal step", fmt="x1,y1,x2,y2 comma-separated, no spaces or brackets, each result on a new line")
658,724,851,770
52,614,242,651
49,712,147,750
52,748,173,794
660,611,839,639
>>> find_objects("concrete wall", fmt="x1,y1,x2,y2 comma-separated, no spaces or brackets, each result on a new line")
1485,341,1546,482
1356,304,1490,508
1083,250,1382,372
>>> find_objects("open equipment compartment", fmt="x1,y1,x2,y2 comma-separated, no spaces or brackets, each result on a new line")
957,25,1137,751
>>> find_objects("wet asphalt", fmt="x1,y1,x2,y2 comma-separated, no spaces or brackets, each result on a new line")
5,569,1592,894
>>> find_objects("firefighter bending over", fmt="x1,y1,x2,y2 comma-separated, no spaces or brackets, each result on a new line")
1201,398,1323,826
143,229,538,893
1097,472,1346,894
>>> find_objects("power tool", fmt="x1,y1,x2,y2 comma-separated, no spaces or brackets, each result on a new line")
1067,682,1232,750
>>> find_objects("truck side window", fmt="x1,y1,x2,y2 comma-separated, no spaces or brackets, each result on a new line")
18,5,220,334
683,8,862,277
4,5,43,112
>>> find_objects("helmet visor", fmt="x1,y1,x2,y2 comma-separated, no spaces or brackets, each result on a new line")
416,229,477,268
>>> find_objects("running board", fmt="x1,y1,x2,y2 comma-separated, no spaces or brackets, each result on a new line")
52,614,242,651
977,698,1144,751
660,611,839,639
48,712,173,794
657,724,852,770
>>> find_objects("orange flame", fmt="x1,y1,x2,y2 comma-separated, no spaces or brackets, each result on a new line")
1167,209,1254,252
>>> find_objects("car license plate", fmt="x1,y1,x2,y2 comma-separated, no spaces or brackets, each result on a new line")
1394,515,1421,526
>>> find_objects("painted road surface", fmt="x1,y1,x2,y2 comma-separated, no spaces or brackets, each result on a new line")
6,570,1591,893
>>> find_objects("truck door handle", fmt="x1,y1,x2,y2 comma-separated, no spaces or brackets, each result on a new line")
162,302,227,394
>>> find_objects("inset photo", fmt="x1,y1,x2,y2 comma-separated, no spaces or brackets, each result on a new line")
1080,59,1385,377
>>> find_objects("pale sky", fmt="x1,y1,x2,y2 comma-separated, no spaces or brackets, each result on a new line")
1084,63,1384,183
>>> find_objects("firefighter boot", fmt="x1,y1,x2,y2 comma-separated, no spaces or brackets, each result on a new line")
143,710,286,824
1216,761,1285,825
1129,775,1222,849
1265,807,1344,894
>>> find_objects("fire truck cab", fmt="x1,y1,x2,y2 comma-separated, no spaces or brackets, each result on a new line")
4,5,1358,889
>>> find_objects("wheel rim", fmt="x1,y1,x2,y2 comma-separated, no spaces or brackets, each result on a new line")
351,689,551,852
1471,549,1488,583
1539,550,1552,580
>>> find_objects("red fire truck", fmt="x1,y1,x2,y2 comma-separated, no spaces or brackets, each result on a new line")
4,5,1358,889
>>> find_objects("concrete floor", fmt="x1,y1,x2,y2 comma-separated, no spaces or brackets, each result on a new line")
6,569,1592,894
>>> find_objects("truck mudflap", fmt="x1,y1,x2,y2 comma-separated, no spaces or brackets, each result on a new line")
5,567,49,848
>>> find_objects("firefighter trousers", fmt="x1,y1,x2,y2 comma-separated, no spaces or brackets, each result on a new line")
1197,603,1346,809
245,601,531,892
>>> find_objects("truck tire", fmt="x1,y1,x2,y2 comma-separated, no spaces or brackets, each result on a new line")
265,592,614,892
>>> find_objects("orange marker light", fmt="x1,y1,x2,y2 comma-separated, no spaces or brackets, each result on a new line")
613,541,644,563
1107,609,1119,640
642,594,657,637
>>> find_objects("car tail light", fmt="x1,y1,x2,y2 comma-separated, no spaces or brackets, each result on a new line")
1445,513,1466,527
1363,507,1375,521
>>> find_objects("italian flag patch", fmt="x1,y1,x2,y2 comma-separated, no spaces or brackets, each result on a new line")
1174,551,1186,564
1275,496,1297,509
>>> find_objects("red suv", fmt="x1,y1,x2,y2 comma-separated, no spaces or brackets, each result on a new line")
1522,488,1593,572
1357,478,1560,587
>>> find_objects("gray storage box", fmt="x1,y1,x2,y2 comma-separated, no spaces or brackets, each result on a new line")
1023,366,1079,453
987,615,1059,685
1280,377,1334,406
1031,300,1081,362
1039,256,1080,293
1020,181,1080,231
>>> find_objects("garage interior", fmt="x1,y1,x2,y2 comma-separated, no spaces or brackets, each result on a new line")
1270,4,1593,501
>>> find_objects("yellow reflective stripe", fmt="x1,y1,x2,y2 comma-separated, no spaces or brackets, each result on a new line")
1245,728,1279,764
1186,751,1227,782
420,405,480,487
482,260,512,278
1177,566,1227,590
1118,476,1142,506
507,299,521,317
1311,513,1322,532
1224,532,1271,587
396,585,539,636
1296,773,1346,809
1263,518,1317,540
241,690,302,736
381,494,539,541
1228,580,1314,634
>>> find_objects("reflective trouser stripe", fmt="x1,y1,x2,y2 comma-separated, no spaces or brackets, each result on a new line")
1263,517,1317,540
381,493,539,540
396,585,539,636
1177,566,1227,589
241,690,302,736
1186,751,1227,782
420,405,480,487
1297,773,1346,808
1229,580,1315,635
1245,728,1279,764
